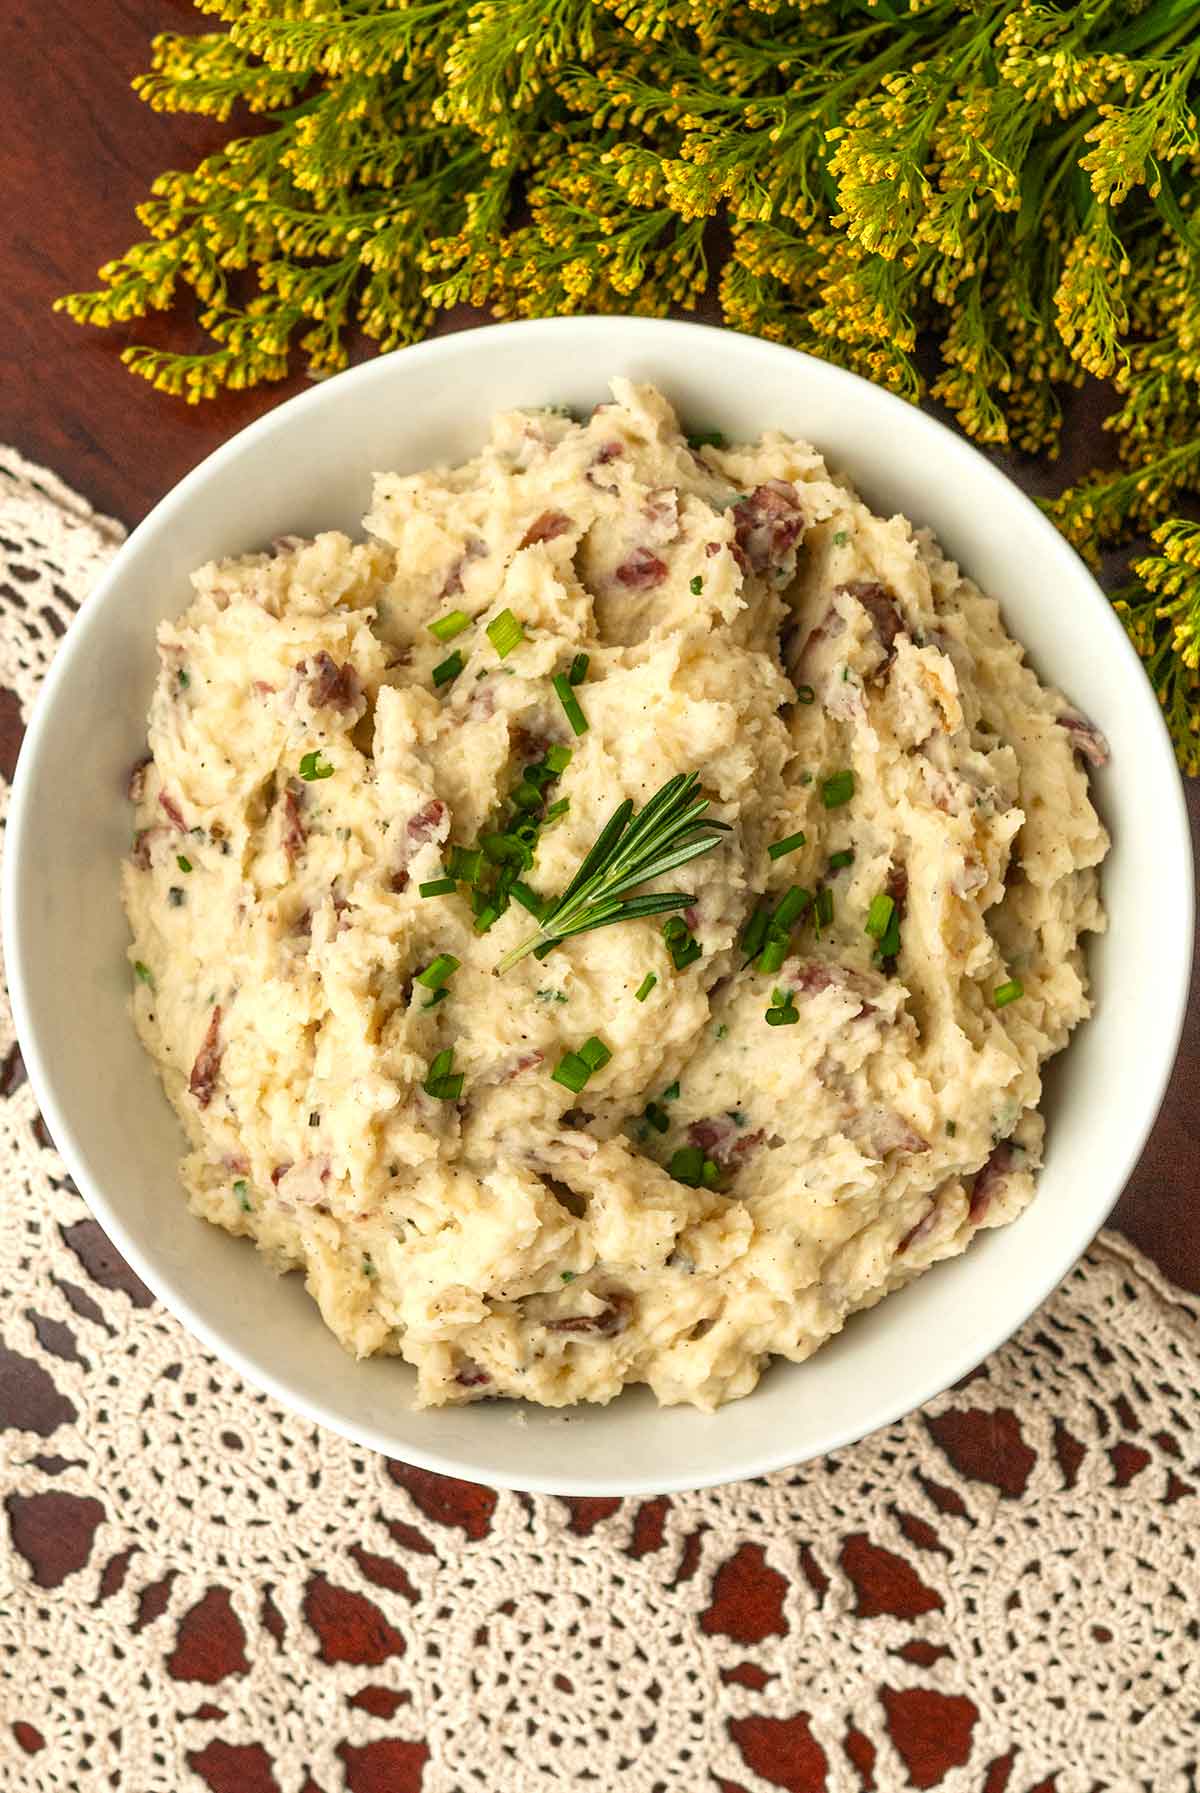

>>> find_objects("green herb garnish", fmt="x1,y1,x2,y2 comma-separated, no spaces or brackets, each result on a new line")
233,1178,251,1212
688,430,726,449
690,575,703,596
664,915,702,971
551,1039,609,1094
419,877,456,897
865,893,895,941
134,961,154,987
794,685,815,705
815,885,834,928
833,531,849,546
429,609,471,643
553,673,588,736
176,854,192,873
634,972,657,1002
447,845,484,883
828,850,855,871
821,769,854,808
168,886,185,907
416,953,459,991
299,749,334,781
644,1101,669,1134
495,771,727,974
993,978,1024,1009
669,1146,718,1188
768,831,806,862
567,653,589,687
486,608,525,658
432,651,464,688
423,1047,463,1100
545,743,573,774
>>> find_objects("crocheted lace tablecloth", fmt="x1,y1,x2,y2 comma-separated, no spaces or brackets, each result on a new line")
1,447,1198,1793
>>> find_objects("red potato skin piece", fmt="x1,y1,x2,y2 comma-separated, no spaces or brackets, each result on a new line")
298,650,360,711
731,480,804,573
188,1007,223,1109
615,547,669,589
159,790,186,831
519,510,571,548
406,800,446,843
969,1141,1015,1223
546,1292,631,1337
1058,713,1110,768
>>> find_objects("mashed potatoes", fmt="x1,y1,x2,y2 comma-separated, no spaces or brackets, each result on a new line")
123,379,1108,1410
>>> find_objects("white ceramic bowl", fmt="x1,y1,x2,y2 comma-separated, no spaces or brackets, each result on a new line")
5,317,1192,1494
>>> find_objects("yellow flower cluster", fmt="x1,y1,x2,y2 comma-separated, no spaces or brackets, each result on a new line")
55,0,1200,765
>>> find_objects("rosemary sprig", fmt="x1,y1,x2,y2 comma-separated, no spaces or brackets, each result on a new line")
494,773,728,975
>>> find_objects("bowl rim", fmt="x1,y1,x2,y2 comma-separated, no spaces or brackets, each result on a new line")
4,314,1194,1494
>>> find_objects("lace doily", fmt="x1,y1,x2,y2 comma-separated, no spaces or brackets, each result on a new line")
2,449,1199,1793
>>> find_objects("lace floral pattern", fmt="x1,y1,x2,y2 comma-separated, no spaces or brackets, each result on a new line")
1,451,1198,1793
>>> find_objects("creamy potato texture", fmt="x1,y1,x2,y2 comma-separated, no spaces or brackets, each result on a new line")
123,380,1108,1410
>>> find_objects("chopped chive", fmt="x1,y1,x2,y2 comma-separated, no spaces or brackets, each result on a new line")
481,831,532,868
561,1270,575,1282
993,978,1024,1009
688,430,726,449
828,849,855,871
428,609,471,643
665,922,702,970
423,988,449,1008
662,1081,680,1101
741,903,771,961
432,651,464,688
795,684,815,705
512,780,543,812
168,886,185,907
877,910,902,961
553,673,589,735
690,575,703,596
568,652,589,686
700,1158,721,1187
447,845,484,883
821,769,855,808
772,886,813,933
833,530,849,546
176,854,193,873
551,1051,592,1094
865,893,895,941
578,1036,612,1073
134,960,154,987
299,749,334,781
816,885,834,927
416,953,460,991
419,877,457,897
644,1101,669,1133
487,608,525,658
668,1146,707,1187
765,1003,799,1025
176,668,190,690
233,1178,252,1212
423,1047,463,1100
512,881,545,916
946,1120,958,1137
634,973,657,1002
545,743,573,774
757,938,789,975
768,831,806,861
474,904,501,934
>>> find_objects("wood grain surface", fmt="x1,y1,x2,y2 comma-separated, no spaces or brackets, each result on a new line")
1,6,1198,1785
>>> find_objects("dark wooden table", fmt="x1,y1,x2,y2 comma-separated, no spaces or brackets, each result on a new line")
2,6,1198,1788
